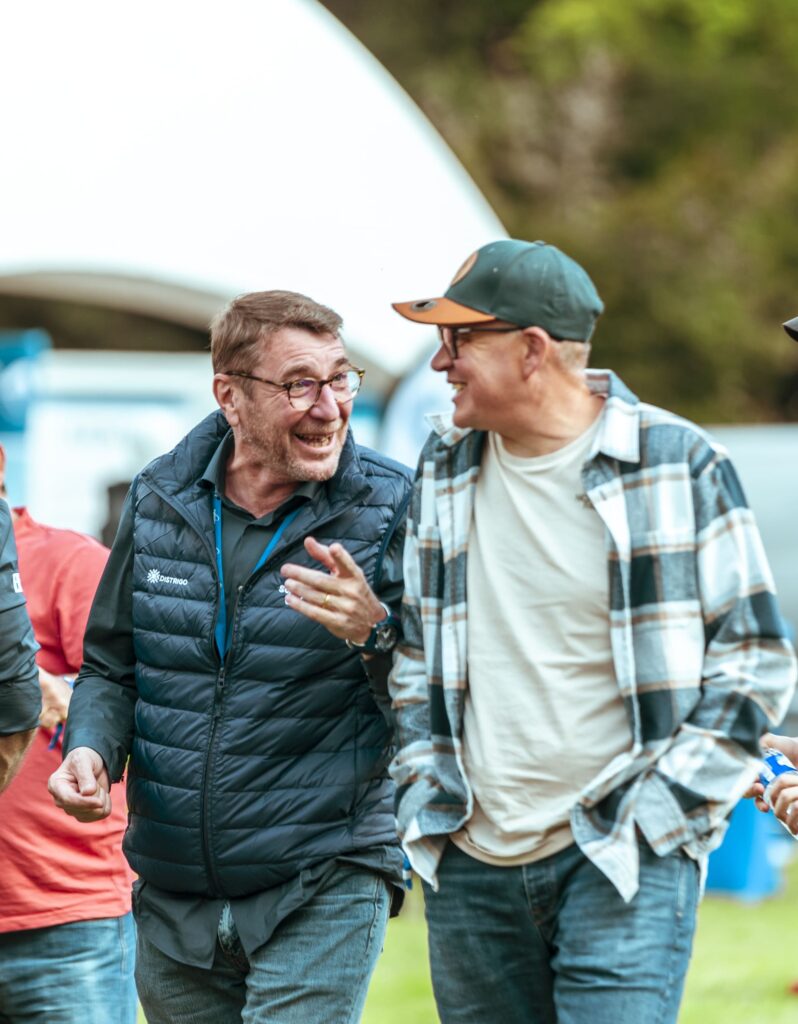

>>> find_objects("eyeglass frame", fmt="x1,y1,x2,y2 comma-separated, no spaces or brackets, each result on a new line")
222,366,366,410
437,324,526,360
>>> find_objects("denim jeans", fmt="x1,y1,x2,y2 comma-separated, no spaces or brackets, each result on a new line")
0,913,137,1024
423,840,699,1024
135,865,390,1024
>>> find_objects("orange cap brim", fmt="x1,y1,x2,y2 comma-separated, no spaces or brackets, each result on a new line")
391,297,496,326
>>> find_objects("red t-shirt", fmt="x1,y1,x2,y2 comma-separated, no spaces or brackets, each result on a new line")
0,508,134,933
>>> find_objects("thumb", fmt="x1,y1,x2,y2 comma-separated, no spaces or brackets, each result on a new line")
73,754,100,796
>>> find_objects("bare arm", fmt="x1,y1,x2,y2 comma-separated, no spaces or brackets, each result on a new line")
0,728,35,793
0,502,41,793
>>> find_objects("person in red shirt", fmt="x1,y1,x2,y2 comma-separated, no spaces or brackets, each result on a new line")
0,447,136,1024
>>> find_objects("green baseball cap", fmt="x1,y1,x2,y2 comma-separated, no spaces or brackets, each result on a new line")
393,238,604,342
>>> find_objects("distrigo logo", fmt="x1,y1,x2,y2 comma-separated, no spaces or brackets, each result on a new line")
146,567,189,587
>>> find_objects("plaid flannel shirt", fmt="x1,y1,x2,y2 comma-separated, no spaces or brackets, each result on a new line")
389,370,797,901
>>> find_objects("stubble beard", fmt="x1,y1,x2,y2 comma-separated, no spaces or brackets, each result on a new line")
240,420,345,483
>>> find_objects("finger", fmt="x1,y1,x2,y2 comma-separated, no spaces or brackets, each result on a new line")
283,588,336,623
70,794,112,822
326,543,362,579
282,579,336,608
48,773,104,810
304,536,338,573
69,755,101,797
280,563,337,592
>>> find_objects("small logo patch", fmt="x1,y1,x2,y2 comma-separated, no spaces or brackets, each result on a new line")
12,572,22,593
449,250,478,286
146,568,189,587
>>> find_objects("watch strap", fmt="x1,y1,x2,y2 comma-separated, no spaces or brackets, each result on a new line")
346,603,397,652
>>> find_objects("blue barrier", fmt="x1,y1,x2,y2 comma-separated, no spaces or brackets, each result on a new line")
705,797,783,901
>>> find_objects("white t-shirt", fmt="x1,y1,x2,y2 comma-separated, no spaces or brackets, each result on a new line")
452,412,633,865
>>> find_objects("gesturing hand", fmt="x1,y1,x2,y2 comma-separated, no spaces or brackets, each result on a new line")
280,537,385,644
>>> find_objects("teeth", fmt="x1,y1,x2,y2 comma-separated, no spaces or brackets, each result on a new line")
451,383,465,392
298,435,331,446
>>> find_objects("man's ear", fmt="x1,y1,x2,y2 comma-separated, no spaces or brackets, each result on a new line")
519,327,549,379
212,374,240,427
0,443,6,494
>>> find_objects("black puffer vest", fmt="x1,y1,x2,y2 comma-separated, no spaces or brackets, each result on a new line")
124,412,410,898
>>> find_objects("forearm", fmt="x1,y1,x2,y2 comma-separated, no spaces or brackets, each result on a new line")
63,673,137,782
0,728,35,793
635,684,790,851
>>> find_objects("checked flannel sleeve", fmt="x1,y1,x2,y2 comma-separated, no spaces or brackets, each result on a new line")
633,453,797,857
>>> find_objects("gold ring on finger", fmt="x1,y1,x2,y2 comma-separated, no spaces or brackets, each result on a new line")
323,593,332,609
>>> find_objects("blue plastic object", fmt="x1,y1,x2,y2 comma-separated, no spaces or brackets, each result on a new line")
705,797,780,901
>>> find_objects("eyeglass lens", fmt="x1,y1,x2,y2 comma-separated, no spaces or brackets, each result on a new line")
288,370,362,410
437,326,458,359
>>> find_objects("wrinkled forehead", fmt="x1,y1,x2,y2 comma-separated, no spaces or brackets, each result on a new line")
256,327,348,377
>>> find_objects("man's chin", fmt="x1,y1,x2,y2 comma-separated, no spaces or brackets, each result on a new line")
291,441,344,481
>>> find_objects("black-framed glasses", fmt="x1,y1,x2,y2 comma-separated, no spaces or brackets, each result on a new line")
224,366,365,411
437,324,524,360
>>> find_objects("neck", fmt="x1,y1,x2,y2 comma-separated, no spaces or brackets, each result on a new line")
223,449,298,518
501,374,603,458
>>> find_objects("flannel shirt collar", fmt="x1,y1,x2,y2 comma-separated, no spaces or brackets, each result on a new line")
426,369,642,464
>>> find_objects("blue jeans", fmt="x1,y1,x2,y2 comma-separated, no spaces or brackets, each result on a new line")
0,913,137,1024
135,865,390,1024
423,840,699,1024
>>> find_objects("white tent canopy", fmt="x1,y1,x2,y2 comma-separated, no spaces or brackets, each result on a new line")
0,0,504,375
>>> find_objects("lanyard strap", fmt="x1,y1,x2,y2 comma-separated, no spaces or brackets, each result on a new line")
213,493,301,659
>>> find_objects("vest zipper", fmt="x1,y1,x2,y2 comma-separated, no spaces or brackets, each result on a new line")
193,499,370,896
200,580,245,896
200,664,226,895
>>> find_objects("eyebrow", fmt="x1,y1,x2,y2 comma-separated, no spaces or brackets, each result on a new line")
279,355,351,379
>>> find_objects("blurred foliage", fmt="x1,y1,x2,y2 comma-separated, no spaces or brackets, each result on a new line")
322,0,798,421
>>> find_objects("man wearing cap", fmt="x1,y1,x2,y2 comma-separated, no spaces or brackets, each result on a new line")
389,239,796,1024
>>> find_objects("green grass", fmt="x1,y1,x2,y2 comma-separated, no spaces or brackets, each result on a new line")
139,857,798,1023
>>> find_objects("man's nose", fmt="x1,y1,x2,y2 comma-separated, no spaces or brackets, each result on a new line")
430,343,452,372
308,383,340,418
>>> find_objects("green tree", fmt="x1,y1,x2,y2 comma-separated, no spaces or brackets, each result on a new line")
323,0,798,420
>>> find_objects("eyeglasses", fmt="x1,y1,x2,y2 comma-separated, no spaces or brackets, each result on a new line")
224,366,365,411
437,324,524,360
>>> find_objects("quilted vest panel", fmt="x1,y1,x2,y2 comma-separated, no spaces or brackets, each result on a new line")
123,413,410,897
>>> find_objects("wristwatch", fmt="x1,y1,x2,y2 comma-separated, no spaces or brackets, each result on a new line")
346,603,400,654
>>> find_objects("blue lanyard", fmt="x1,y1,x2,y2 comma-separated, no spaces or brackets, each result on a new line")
213,493,301,659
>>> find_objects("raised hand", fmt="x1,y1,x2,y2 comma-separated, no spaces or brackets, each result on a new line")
280,536,385,644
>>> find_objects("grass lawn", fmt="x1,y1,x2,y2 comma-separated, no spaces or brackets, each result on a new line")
139,855,798,1023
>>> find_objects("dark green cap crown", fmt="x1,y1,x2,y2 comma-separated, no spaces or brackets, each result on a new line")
446,239,603,342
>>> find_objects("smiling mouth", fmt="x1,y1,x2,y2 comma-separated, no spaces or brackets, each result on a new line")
295,432,336,448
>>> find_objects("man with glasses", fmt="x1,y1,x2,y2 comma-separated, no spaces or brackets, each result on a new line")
389,239,796,1024
48,290,411,1023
